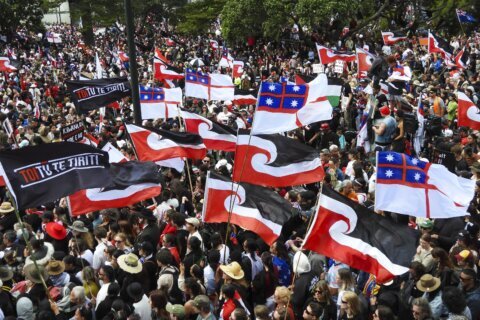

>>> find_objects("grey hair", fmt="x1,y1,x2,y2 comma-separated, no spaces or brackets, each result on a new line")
71,286,86,304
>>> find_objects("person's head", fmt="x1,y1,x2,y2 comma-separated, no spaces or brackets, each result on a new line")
431,247,453,269
156,248,173,267
113,232,129,250
337,268,355,290
303,302,323,320
70,286,86,306
412,298,432,320
192,295,211,315
231,308,249,320
460,268,477,291
313,280,332,303
185,218,200,233
163,233,177,248
408,261,426,281
274,286,291,305
419,233,431,250
373,305,395,320
273,307,291,320
243,238,257,254
81,266,96,284
387,55,397,67
442,286,467,315
74,304,93,320
98,265,115,284
340,291,361,317
254,305,269,320
188,236,201,252
93,226,107,241
207,249,220,267
298,190,316,211
149,290,167,310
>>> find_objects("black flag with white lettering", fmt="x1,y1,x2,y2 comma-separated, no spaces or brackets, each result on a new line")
66,77,131,113
0,142,111,210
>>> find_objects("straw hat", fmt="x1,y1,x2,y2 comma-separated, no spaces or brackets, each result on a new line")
23,264,49,284
219,261,244,280
416,274,441,292
46,260,65,276
117,253,143,274
0,266,13,281
0,202,14,214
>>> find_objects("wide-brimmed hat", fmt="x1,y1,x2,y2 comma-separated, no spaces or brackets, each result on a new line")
416,274,441,292
219,262,244,280
118,253,142,274
69,220,88,233
45,222,67,240
23,264,49,284
126,282,144,301
0,266,13,281
0,202,14,214
46,260,65,275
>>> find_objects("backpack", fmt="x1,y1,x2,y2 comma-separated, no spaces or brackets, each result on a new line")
403,112,419,134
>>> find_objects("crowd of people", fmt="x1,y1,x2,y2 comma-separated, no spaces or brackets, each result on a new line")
0,12,480,320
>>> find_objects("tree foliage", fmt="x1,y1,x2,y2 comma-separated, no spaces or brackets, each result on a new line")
0,0,51,37
176,0,226,35
221,0,266,43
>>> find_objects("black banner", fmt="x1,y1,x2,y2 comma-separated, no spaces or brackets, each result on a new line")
0,142,111,210
66,78,131,113
61,121,84,142
432,148,455,173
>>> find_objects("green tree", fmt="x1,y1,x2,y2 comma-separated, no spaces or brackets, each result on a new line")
221,0,266,44
176,0,226,35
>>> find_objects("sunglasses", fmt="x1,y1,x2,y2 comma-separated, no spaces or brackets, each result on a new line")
114,240,123,244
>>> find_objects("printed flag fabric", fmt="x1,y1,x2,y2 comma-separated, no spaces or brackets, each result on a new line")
232,60,245,79
219,47,234,69
428,32,454,61
139,85,182,119
456,9,476,23
356,48,376,79
202,171,293,245
180,109,237,152
69,161,162,216
101,142,128,163
303,74,343,108
375,151,475,218
251,74,332,134
303,186,417,283
457,92,480,130
185,69,235,101
233,130,324,187
315,44,356,65
0,142,111,210
125,123,206,162
0,57,17,72
233,88,258,106
66,78,131,113
381,31,407,45
154,48,184,80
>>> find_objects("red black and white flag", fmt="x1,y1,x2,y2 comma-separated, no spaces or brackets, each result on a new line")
457,91,480,130
180,109,237,152
69,161,162,216
202,171,293,245
295,74,315,85
233,130,324,187
356,47,376,79
154,48,184,81
125,123,206,162
315,44,356,65
303,186,417,283
428,32,454,61
0,57,17,72
233,88,258,106
381,31,407,45
454,47,469,69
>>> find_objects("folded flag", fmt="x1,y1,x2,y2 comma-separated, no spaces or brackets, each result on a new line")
185,69,235,101
233,88,257,106
66,78,131,113
202,171,293,245
125,123,206,162
454,47,468,69
0,57,17,72
101,142,128,163
457,92,480,130
428,32,453,61
154,48,184,80
375,151,475,218
233,130,324,187
356,47,376,79
0,142,111,210
139,85,182,119
381,31,407,45
251,74,332,134
303,186,417,283
69,161,162,216
456,9,476,23
316,44,356,65
180,109,237,152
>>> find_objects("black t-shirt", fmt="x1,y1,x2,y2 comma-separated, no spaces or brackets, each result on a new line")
343,82,352,98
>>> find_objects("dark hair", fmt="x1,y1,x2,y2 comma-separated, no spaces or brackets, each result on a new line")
409,261,426,279
207,249,220,266
191,264,204,282
376,305,396,320
77,304,93,320
107,282,120,296
307,302,323,318
210,232,223,248
185,277,202,297
156,249,173,266
93,227,107,239
4,230,16,243
461,268,477,280
171,212,186,227
244,238,258,261
101,265,116,283
164,233,176,246
232,308,249,320
442,286,467,314
188,236,202,252
431,247,454,270
222,283,236,299
149,290,167,309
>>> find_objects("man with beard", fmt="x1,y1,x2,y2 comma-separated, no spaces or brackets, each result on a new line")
460,268,480,320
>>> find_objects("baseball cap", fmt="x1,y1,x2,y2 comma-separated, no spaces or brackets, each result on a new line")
166,303,185,318
193,295,210,310
455,249,472,261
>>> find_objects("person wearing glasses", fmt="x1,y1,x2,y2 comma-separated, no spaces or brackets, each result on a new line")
302,302,323,320
411,297,433,320
113,232,132,254
308,280,336,320
338,291,365,320
460,268,480,320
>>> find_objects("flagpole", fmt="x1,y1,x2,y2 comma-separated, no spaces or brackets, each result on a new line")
176,107,196,200
456,10,467,36
7,193,52,300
